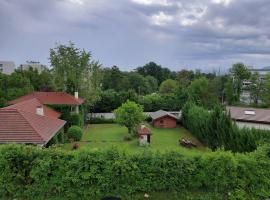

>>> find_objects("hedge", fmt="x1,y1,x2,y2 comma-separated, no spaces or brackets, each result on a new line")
67,126,83,141
0,144,269,200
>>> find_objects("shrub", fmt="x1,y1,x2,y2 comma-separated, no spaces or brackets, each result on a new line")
0,144,269,199
67,126,83,141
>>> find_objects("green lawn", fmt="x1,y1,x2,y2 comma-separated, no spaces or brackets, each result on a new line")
62,123,206,153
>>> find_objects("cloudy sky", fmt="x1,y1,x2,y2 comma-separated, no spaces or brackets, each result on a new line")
1,0,270,72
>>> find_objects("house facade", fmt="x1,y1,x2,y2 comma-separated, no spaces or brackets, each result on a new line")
150,110,178,128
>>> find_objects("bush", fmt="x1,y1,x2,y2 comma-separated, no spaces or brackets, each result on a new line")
67,126,83,141
0,144,269,199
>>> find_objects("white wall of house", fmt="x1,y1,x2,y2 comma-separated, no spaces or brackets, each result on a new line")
236,121,270,130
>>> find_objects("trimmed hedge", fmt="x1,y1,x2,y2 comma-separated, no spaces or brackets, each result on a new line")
0,144,269,200
67,126,83,141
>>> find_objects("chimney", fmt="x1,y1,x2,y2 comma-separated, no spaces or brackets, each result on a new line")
36,106,44,116
74,91,79,99
141,124,145,129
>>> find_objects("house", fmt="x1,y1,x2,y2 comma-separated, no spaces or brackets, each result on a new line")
149,110,178,128
0,91,85,146
227,106,270,130
0,100,65,146
8,91,84,113
0,61,16,75
138,125,151,146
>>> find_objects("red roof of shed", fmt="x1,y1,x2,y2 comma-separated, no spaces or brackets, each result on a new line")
0,108,65,145
8,92,84,105
5,98,61,118
138,127,152,135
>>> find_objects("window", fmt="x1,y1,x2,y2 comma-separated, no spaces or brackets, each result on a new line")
160,119,164,124
244,110,255,115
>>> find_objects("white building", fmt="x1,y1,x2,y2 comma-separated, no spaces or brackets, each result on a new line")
0,61,16,75
19,61,48,73
227,106,270,130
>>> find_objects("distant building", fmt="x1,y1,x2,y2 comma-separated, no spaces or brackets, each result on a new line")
19,61,48,73
239,66,270,104
227,106,270,130
0,61,16,75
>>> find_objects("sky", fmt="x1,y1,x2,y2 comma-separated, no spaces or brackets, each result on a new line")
1,0,270,72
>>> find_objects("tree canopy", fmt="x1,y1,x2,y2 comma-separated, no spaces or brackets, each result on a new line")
114,101,145,134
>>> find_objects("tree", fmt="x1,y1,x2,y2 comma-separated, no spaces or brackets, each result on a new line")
136,62,173,85
17,67,55,91
102,66,123,91
249,72,264,105
176,70,194,86
261,74,270,105
159,79,178,94
230,63,251,101
50,42,102,108
114,101,145,134
50,42,91,93
224,78,237,105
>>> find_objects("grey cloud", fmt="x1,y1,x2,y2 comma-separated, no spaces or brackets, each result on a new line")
0,0,270,72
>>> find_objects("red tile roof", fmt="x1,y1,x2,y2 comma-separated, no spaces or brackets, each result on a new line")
138,127,151,135
8,92,85,105
5,98,61,118
0,108,65,145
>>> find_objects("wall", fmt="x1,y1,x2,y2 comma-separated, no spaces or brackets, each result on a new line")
236,121,270,130
153,116,177,128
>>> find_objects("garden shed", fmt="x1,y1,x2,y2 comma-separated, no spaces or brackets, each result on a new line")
150,110,178,128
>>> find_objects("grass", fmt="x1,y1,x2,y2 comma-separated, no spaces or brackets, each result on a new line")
62,123,206,153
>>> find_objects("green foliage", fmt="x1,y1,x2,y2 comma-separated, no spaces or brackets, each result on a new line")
261,74,270,105
136,61,175,85
159,79,178,94
17,67,56,91
50,42,102,108
182,103,257,152
229,63,251,102
67,126,83,141
0,71,33,108
225,77,238,105
114,101,145,133
187,77,218,108
0,144,269,199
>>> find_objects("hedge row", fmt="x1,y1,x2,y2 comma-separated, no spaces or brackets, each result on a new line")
0,144,269,199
